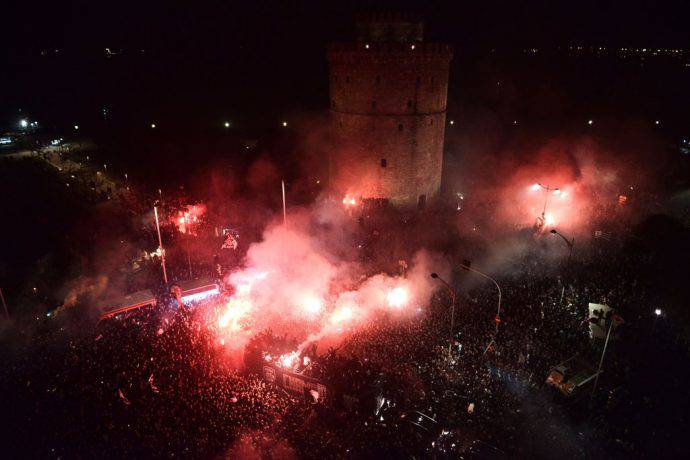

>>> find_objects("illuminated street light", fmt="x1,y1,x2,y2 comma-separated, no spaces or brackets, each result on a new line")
587,119,594,125
533,183,560,226
224,121,230,128
654,120,660,125
19,119,28,128
282,121,288,127
449,120,455,125
150,123,156,129
654,308,662,316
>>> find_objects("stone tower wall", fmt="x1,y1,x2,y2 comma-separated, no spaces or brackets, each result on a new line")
327,41,452,207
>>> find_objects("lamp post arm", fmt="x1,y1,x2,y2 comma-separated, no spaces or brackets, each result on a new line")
465,266,502,320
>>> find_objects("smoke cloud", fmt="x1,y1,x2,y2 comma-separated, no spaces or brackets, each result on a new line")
214,198,450,352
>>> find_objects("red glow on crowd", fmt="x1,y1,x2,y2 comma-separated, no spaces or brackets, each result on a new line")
217,297,252,331
173,204,206,234
300,294,324,315
386,286,409,308
278,351,300,368
190,223,444,354
329,305,355,327
342,195,357,206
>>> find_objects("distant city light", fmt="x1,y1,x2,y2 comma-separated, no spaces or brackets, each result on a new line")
410,44,416,50
654,120,660,125
365,44,370,49
530,183,541,191
449,120,454,125
224,121,230,128
19,119,28,128
74,124,79,130
282,121,288,127
150,123,156,129
655,308,662,316
587,119,594,125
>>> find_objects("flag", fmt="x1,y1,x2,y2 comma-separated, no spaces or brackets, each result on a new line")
612,313,625,326
222,233,238,250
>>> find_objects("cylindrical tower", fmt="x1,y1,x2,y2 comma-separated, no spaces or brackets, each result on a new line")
327,12,452,207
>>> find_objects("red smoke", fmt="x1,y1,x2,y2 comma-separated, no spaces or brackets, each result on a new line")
207,203,448,354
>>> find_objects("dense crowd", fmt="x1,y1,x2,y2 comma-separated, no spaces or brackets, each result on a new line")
2,219,690,458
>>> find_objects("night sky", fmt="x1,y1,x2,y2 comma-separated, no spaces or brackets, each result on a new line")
5,0,690,51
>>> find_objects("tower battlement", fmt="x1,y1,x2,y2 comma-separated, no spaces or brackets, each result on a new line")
326,42,453,63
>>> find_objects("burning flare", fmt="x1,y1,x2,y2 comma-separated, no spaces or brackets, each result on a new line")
386,286,409,308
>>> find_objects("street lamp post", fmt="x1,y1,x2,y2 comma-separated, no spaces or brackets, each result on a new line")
653,308,662,332
549,229,575,304
461,263,502,333
431,273,457,358
533,183,560,226
153,206,168,284
550,229,575,262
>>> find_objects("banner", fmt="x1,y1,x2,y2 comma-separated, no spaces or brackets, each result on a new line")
588,303,623,339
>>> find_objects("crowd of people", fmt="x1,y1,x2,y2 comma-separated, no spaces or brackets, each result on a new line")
2,200,690,459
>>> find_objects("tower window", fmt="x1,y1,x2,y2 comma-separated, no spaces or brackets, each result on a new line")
398,124,403,131
381,158,387,168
